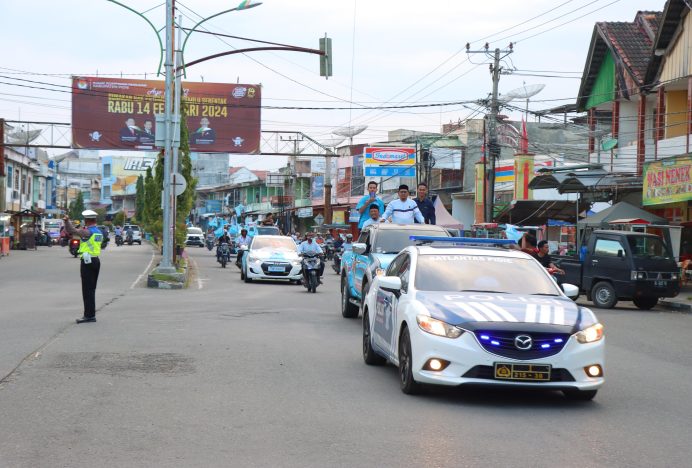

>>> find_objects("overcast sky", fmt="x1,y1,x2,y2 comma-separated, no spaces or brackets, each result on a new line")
1,0,666,169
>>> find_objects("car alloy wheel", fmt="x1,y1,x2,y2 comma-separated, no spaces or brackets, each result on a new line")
398,327,422,394
363,311,385,365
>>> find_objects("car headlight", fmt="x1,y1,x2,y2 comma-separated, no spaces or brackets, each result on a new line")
416,315,464,339
247,255,260,263
575,322,604,344
375,268,385,276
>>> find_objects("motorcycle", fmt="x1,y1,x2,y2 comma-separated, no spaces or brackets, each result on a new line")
126,232,134,245
217,243,231,268
332,249,342,274
236,244,248,268
301,253,321,293
324,242,335,261
69,238,80,258
115,234,124,246
206,237,215,251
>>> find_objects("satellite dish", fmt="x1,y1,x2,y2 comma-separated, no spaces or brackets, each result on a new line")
332,125,367,138
505,84,546,100
601,138,618,151
497,93,515,104
319,137,345,148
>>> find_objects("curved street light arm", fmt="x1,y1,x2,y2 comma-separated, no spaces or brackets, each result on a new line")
179,46,324,73
106,0,165,76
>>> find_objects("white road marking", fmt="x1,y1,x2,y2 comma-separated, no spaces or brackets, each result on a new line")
525,303,537,322
130,249,156,289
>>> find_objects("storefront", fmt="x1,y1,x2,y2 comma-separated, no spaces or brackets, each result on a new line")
643,155,692,260
0,212,11,255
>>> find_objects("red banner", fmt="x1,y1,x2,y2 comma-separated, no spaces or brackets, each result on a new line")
71,77,261,153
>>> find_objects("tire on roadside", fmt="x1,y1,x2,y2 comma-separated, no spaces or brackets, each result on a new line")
341,275,359,318
633,296,658,310
363,310,386,365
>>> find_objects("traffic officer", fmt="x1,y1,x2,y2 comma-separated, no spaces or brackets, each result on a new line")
64,210,103,324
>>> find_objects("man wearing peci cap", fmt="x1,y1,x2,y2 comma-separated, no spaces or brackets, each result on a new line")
64,210,104,324
383,184,424,225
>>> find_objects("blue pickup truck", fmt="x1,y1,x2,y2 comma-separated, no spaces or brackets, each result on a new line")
340,223,450,318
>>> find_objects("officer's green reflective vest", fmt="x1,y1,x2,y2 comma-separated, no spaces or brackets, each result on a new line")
78,226,103,258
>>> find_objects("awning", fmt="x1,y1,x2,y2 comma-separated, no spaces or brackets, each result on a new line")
495,200,578,226
529,169,642,194
609,218,650,225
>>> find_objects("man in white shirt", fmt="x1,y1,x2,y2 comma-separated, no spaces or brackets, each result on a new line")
361,204,383,229
235,228,251,265
383,184,424,224
298,233,324,283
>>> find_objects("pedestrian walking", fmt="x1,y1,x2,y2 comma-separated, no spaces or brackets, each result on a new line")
64,210,104,324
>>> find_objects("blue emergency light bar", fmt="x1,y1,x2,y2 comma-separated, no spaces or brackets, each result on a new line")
409,236,517,245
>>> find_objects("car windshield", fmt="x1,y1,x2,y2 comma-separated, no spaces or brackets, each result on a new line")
415,254,561,295
626,236,671,259
372,229,448,254
256,226,280,235
252,237,296,251
187,228,203,235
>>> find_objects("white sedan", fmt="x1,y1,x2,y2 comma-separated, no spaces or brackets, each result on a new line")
362,240,605,400
241,235,303,283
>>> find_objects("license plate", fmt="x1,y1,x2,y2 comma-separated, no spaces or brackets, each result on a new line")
494,363,551,381
268,266,285,272
654,280,667,288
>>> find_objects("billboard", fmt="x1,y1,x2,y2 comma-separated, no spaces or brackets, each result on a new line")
643,156,692,206
72,77,261,153
101,155,156,199
364,147,416,177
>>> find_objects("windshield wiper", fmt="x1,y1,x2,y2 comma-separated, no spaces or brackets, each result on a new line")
458,289,507,294
531,293,560,296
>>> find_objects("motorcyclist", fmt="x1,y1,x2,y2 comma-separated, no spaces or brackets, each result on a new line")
343,234,353,252
235,228,251,265
124,226,133,244
217,228,232,262
298,232,325,284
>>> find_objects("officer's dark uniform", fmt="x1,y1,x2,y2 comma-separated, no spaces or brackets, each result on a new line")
66,218,103,323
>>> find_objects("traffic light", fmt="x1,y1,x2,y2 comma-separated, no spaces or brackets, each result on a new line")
319,35,332,78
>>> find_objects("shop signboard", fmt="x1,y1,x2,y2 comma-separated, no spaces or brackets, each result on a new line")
643,156,692,206
364,147,416,177
72,77,260,153
297,207,313,218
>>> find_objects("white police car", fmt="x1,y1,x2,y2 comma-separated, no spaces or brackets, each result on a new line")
241,235,303,283
362,237,605,400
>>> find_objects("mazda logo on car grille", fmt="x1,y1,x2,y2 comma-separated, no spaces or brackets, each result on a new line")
514,335,533,350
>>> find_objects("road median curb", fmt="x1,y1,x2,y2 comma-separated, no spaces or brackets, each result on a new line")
658,299,692,312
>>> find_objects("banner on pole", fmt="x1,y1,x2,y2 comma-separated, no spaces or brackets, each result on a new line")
72,77,261,153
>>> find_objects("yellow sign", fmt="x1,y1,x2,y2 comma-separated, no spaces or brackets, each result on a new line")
643,156,692,206
332,211,345,224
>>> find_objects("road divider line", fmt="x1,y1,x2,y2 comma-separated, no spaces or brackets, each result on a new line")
130,249,156,289
190,256,203,290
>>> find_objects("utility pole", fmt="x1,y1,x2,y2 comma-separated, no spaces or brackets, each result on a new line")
0,118,5,213
324,149,333,225
159,0,175,273
466,43,513,222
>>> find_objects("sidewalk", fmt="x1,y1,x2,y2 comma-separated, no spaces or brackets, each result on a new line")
659,283,692,312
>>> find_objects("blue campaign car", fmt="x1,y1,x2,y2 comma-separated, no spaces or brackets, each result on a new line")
340,223,450,318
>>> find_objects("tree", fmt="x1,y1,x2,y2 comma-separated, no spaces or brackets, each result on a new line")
135,175,145,222
144,160,162,237
95,208,107,224
175,102,198,246
69,191,85,220
113,210,125,227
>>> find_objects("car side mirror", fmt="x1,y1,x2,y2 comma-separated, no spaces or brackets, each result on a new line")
617,250,623,258
352,243,367,255
561,283,579,301
379,276,402,296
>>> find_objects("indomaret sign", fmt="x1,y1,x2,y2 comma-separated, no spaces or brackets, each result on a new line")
71,77,261,153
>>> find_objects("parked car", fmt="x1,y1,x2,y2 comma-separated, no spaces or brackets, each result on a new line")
185,227,205,247
556,230,680,309
340,223,450,318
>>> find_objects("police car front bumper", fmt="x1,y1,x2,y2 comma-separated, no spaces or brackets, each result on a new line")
409,326,605,391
